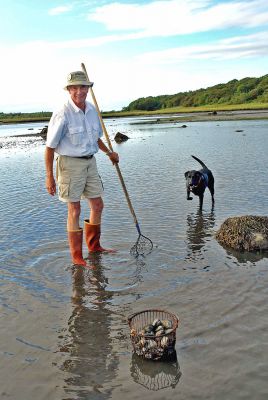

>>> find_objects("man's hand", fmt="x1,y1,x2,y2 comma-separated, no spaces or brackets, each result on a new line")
46,176,56,196
107,151,119,165
45,147,56,196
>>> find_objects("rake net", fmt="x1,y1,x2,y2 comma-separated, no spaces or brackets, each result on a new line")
130,233,153,257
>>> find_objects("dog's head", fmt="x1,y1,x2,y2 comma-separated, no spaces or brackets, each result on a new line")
184,170,203,190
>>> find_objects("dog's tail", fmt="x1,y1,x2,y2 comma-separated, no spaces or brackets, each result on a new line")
191,155,208,169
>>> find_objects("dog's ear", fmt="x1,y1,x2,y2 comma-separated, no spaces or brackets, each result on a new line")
185,171,190,178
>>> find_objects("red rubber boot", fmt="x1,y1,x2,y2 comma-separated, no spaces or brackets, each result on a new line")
84,219,116,253
67,229,87,266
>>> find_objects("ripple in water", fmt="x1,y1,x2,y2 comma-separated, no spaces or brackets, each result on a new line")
0,118,268,399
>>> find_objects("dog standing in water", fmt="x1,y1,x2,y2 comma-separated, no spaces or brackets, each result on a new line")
184,155,215,211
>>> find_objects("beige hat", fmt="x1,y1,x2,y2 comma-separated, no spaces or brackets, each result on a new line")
64,70,93,90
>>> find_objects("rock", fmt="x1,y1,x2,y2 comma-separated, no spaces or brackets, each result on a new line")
114,132,129,143
216,215,268,252
39,126,48,139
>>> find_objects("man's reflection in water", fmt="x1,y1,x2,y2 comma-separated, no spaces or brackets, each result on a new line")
185,209,215,261
60,254,119,399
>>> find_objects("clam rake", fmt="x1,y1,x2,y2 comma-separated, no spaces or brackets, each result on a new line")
130,223,153,257
81,63,153,257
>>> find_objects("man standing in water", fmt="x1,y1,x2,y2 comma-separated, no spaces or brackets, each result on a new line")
45,70,119,267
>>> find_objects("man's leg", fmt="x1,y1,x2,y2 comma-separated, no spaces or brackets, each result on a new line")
88,197,104,225
67,201,87,266
67,201,82,230
84,197,115,252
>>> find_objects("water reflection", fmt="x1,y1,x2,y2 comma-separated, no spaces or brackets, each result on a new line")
130,352,181,391
222,245,268,265
60,255,119,399
185,209,215,261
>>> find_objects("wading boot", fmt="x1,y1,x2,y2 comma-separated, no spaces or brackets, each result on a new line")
84,219,116,253
67,229,87,266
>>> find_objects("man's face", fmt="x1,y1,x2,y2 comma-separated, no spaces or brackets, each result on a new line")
68,85,89,107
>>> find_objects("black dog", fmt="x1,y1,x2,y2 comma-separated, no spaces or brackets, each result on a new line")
184,155,215,210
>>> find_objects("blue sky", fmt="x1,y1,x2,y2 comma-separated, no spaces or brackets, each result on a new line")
1,0,268,112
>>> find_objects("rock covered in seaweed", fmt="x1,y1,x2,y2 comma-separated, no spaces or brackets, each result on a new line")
114,132,129,143
39,126,48,139
216,215,268,251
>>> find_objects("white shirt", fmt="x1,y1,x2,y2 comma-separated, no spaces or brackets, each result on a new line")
46,98,103,156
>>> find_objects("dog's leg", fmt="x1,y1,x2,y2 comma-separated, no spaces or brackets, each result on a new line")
187,189,193,200
199,194,204,210
208,179,215,205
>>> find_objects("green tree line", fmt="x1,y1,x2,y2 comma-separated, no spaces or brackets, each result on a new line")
1,74,268,121
0,111,51,123
122,74,268,111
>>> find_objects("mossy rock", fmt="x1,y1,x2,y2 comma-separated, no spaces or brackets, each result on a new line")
114,132,129,143
39,126,48,139
216,215,268,252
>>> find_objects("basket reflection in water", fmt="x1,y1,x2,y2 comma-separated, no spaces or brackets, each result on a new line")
130,353,181,391
128,309,179,361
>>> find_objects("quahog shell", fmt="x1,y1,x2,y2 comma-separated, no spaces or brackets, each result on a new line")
161,336,168,347
162,319,173,329
152,318,162,328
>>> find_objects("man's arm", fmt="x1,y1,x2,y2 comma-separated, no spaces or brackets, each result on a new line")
45,146,56,196
97,138,119,164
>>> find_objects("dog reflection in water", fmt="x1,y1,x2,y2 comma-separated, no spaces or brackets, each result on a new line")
186,210,215,261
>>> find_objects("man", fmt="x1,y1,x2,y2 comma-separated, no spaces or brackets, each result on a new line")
45,70,119,267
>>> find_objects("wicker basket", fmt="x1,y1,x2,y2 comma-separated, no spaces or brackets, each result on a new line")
128,309,179,361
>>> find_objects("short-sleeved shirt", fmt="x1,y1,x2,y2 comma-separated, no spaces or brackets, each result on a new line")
46,98,103,157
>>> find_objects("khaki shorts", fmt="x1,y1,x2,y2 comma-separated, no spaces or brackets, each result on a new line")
56,155,104,202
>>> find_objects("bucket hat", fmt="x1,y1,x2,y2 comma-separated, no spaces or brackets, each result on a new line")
64,71,93,90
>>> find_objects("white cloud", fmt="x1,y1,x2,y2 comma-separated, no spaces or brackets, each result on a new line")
88,0,268,36
1,29,267,114
1,0,268,112
137,31,268,63
9,1,268,52
1,26,267,113
48,5,73,16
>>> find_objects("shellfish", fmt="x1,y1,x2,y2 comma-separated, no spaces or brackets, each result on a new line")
161,336,168,347
162,319,173,329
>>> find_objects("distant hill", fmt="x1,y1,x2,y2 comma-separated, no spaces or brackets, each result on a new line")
122,74,268,112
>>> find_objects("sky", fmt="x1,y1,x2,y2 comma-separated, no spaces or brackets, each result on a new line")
1,0,268,113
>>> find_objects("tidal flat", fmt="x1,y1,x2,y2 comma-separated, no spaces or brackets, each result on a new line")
0,116,268,400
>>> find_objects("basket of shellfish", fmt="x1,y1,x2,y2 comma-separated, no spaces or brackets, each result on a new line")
128,309,179,361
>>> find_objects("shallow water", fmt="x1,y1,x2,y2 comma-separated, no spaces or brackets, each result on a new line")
0,117,268,400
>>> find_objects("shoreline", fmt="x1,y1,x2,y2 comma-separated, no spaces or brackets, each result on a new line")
1,107,268,125
0,110,268,145
129,109,268,125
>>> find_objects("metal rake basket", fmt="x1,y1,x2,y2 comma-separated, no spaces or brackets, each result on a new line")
128,309,179,361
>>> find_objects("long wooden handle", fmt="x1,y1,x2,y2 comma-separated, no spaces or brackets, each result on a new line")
81,63,139,227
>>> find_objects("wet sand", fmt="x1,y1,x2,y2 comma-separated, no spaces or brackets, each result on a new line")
129,109,268,124
0,117,268,400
